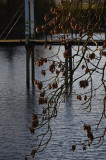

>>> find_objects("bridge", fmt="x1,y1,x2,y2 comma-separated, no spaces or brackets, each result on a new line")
0,0,105,86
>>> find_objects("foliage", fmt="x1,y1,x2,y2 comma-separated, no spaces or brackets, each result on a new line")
26,1,106,159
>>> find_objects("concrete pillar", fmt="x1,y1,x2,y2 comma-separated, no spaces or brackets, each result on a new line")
30,0,35,38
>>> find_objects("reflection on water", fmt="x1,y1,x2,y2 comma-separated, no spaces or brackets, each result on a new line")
0,45,105,160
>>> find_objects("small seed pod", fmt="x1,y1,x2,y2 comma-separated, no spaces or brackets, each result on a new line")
71,145,76,151
79,80,89,88
30,149,37,158
87,125,91,132
31,119,39,128
89,53,95,60
103,41,106,49
48,44,52,50
29,127,35,134
82,64,85,70
83,124,87,131
87,131,94,141
77,95,82,100
83,146,86,151
43,108,47,114
63,50,69,58
41,70,46,76
48,84,51,89
38,97,47,105
39,90,45,97
37,82,43,90
84,95,87,101
34,80,38,85
43,57,47,63
55,69,59,75
52,81,58,89
32,113,38,121
85,68,89,74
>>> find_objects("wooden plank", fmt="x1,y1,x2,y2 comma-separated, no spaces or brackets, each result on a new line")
0,39,104,46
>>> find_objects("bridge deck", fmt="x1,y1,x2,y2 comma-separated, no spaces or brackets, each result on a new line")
0,39,104,46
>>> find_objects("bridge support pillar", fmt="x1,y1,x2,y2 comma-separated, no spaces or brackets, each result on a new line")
25,0,35,85
31,46,35,84
26,49,30,86
65,43,73,92
25,0,29,46
30,0,35,38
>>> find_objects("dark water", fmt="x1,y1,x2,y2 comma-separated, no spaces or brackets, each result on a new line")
0,44,106,160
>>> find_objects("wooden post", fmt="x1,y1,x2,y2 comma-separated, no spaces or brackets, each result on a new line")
31,46,35,84
26,48,30,86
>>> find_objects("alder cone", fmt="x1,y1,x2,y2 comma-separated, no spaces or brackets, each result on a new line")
43,57,47,63
89,53,95,60
32,113,38,121
86,125,91,132
103,41,106,49
30,127,35,134
43,108,47,114
34,80,38,85
30,149,37,158
79,80,89,88
83,124,88,130
41,70,46,76
52,82,58,89
77,95,82,100
48,84,51,89
31,119,39,128
84,95,87,101
72,145,76,151
37,82,43,90
38,97,47,105
63,50,70,58
87,131,94,141
39,90,45,97
83,146,86,151
56,69,59,75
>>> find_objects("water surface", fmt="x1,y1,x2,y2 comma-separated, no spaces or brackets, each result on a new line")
0,45,105,160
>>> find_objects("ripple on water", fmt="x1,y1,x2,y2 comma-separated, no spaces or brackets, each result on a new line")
0,45,106,160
